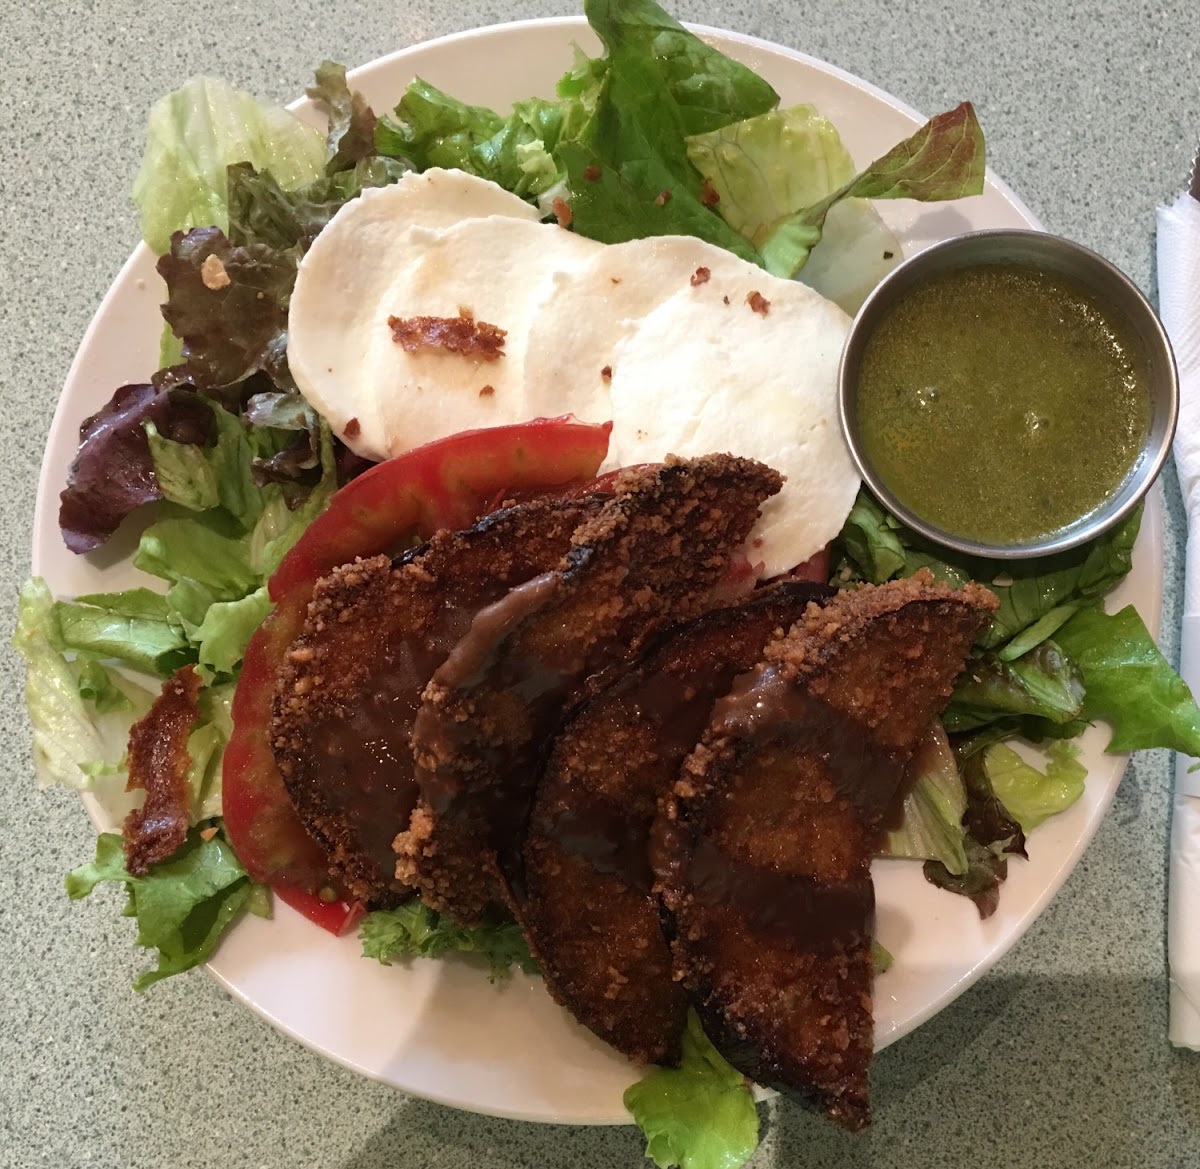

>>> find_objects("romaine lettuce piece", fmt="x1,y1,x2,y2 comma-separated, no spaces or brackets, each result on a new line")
884,724,968,874
133,76,325,255
759,102,986,278
685,105,902,311
66,829,255,990
625,1010,758,1169
13,579,151,791
76,659,133,714
192,588,272,680
186,685,234,821
51,593,192,677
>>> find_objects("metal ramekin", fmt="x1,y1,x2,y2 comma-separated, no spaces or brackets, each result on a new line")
837,229,1178,559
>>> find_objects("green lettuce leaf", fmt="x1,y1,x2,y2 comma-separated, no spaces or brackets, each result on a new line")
883,724,968,874
685,105,902,310
983,741,1086,832
833,493,1141,653
625,1010,758,1169
193,587,272,680
76,660,133,714
132,75,325,255
147,397,263,530
66,829,255,990
685,105,854,246
558,0,776,258
186,685,235,821
760,102,986,278
51,593,192,677
13,579,151,790
376,79,587,200
307,61,378,174
135,507,261,601
834,491,906,584
360,902,537,981
226,157,409,253
1055,605,1200,755
944,641,1085,732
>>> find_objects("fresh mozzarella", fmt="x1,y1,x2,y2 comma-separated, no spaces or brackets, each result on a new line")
523,236,757,423
603,262,857,578
287,170,861,575
288,168,545,459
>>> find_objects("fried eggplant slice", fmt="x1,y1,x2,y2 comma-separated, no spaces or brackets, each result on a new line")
653,572,998,1130
520,582,833,1067
271,494,607,906
398,454,783,927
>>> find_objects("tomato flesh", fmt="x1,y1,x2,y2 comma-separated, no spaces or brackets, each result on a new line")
273,883,366,935
223,419,611,925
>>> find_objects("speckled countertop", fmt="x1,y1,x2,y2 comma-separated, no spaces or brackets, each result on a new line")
4,1,1200,1166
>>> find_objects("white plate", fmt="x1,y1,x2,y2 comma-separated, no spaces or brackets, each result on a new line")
32,16,1163,1126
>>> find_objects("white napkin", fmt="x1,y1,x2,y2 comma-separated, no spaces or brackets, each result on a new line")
1157,192,1200,1046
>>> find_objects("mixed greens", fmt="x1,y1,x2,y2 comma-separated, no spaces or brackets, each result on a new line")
15,0,1200,1166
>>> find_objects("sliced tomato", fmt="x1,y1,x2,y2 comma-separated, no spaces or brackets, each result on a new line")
224,418,611,924
785,546,832,584
273,883,366,936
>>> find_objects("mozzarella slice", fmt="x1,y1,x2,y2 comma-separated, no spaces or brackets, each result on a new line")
288,168,545,459
523,236,756,423
604,265,857,578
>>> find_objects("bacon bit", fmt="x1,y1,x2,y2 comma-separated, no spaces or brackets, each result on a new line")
388,308,507,362
655,189,672,206
123,665,203,876
479,384,495,397
199,825,220,842
552,197,573,228
600,365,613,382
584,164,603,182
690,266,711,287
700,179,721,208
200,254,231,291
344,417,361,439
746,291,771,317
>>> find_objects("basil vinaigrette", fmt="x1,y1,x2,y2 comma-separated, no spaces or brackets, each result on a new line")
854,263,1150,544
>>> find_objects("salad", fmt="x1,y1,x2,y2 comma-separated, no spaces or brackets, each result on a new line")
15,0,1200,1165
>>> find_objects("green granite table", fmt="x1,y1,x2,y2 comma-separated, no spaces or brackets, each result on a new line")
4,2,1200,1166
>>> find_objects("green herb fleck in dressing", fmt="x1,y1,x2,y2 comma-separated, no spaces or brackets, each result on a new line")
855,263,1150,544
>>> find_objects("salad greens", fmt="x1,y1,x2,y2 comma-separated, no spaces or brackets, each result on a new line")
624,1011,759,1169
66,828,267,991
133,75,326,255
360,902,537,982
835,492,1200,911
17,0,1200,1165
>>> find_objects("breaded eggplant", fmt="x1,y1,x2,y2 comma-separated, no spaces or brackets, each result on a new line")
271,494,607,906
653,572,998,1130
396,454,784,926
519,581,833,1066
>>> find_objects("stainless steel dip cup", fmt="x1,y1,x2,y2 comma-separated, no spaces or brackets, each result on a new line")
837,229,1178,559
